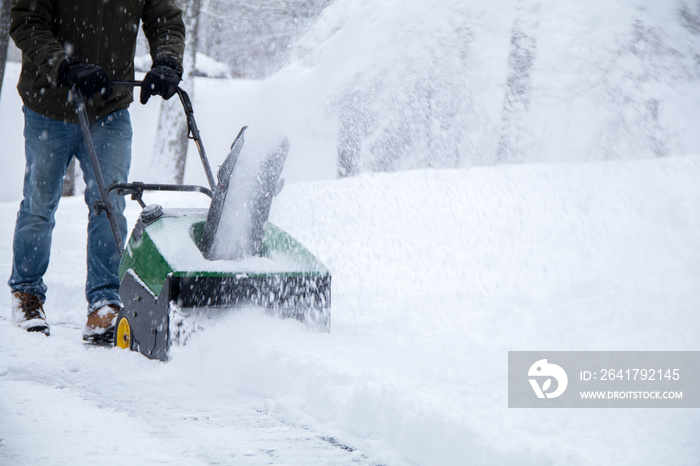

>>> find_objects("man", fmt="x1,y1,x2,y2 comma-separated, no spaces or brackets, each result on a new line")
8,0,186,343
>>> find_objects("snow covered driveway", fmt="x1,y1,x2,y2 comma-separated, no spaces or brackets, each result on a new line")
0,324,366,465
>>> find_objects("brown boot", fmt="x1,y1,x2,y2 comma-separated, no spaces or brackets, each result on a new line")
82,304,120,344
11,292,50,335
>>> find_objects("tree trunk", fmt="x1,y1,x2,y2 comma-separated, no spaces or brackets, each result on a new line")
337,110,361,177
149,0,201,184
337,89,373,177
62,158,78,196
0,0,12,98
495,1,540,164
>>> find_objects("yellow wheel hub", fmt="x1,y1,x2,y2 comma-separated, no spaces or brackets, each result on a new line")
116,317,132,350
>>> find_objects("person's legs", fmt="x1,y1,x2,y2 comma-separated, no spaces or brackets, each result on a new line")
8,107,81,302
75,109,132,313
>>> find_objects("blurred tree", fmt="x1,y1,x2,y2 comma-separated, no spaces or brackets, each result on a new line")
150,0,202,184
496,1,541,164
0,0,11,98
62,158,79,196
200,0,331,78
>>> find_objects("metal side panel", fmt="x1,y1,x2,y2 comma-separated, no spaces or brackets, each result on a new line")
119,270,171,361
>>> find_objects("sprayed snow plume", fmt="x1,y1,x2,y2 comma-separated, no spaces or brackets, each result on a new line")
202,126,289,261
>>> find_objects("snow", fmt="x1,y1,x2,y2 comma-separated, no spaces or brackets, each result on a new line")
2,0,700,464
144,212,304,274
284,0,700,168
208,126,288,261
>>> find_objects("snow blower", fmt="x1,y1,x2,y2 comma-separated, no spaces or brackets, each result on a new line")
73,81,331,361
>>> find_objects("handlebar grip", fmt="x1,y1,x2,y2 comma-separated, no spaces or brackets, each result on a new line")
111,80,143,87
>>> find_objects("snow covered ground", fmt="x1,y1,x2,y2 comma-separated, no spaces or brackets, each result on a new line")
2,0,700,464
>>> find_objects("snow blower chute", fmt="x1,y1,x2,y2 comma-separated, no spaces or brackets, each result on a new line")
73,81,331,361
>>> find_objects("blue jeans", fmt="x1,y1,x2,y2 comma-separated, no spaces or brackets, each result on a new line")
9,107,132,312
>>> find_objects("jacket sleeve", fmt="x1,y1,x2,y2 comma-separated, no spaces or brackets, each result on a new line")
10,0,67,83
142,0,186,69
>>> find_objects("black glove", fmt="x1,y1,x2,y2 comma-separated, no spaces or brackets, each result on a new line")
59,59,113,100
140,57,183,104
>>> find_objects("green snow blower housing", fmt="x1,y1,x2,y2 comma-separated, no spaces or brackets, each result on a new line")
117,208,331,360
73,82,331,361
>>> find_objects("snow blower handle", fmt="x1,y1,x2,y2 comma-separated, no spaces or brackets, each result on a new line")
72,80,217,259
112,80,216,190
72,85,126,257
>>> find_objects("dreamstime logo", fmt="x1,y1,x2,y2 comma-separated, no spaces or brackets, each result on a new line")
528,359,568,399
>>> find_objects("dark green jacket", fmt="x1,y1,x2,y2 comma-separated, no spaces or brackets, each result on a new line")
10,0,185,122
